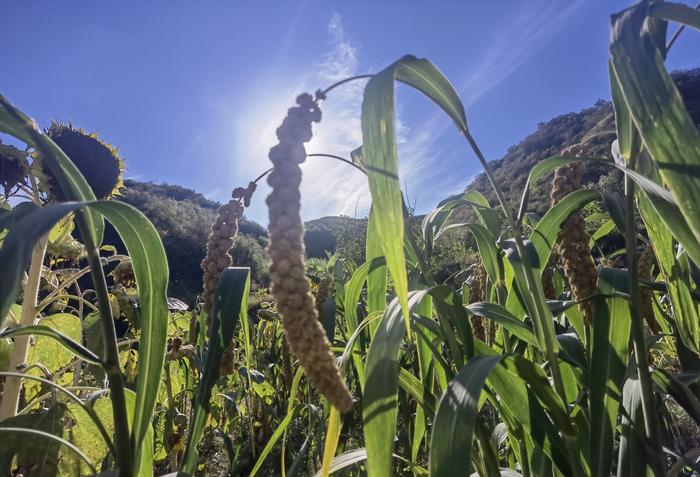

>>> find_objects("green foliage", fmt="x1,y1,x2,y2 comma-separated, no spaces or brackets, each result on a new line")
116,181,267,303
2,4,700,476
305,215,368,264
180,267,250,475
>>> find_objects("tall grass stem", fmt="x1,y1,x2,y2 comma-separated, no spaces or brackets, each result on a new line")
463,130,585,477
83,235,134,476
624,161,665,476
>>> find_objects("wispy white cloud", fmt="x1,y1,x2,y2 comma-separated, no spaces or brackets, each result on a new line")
234,2,584,222
456,1,584,106
301,12,368,218
391,0,585,212
204,188,221,199
232,12,369,222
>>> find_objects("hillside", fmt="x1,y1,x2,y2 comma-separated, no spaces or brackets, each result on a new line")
114,180,269,303
463,68,700,220
304,215,368,263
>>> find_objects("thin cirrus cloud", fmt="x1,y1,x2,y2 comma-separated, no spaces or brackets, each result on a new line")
233,12,368,223
456,1,584,108
235,3,582,224
390,0,586,214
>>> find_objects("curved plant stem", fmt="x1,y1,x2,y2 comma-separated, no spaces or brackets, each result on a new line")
0,236,48,420
306,153,367,175
320,74,373,96
37,294,98,314
36,262,103,311
246,153,365,198
624,160,665,476
462,130,585,477
0,427,98,474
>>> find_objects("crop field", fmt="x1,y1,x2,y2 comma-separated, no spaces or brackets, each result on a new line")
1,1,700,476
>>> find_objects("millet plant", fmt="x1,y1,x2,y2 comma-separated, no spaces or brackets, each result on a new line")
1,1,700,476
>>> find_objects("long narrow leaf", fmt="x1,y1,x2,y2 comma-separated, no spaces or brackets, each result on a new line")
343,255,386,385
650,2,700,33
363,292,429,476
466,303,537,346
320,407,343,477
616,378,647,477
366,205,388,331
589,268,632,477
362,68,410,332
179,267,250,475
429,356,501,477
611,2,700,254
362,55,474,334
0,325,101,365
88,200,169,466
362,297,407,477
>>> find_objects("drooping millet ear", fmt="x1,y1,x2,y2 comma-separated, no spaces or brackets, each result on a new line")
265,93,353,413
638,245,660,333
551,144,598,324
201,199,244,319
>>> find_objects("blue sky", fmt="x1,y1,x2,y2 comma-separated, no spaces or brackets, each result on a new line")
2,1,698,223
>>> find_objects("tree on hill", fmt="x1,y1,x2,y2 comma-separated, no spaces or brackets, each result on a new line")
111,181,268,304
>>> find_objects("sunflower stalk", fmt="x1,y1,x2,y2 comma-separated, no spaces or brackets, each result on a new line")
0,236,47,420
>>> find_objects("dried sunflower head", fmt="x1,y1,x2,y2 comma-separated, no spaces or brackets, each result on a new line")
46,237,84,262
0,142,30,197
45,122,124,199
112,258,136,287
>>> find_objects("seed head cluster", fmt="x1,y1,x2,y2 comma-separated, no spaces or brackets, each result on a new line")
0,142,29,197
551,144,598,323
266,92,353,413
113,259,135,287
219,342,237,376
542,252,558,300
201,181,256,319
638,245,660,333
166,336,196,362
469,261,487,342
46,122,124,200
280,336,293,395
200,181,257,376
315,277,333,317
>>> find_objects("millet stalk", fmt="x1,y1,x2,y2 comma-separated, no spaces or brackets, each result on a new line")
624,159,665,476
463,131,585,477
266,92,353,413
84,241,134,477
